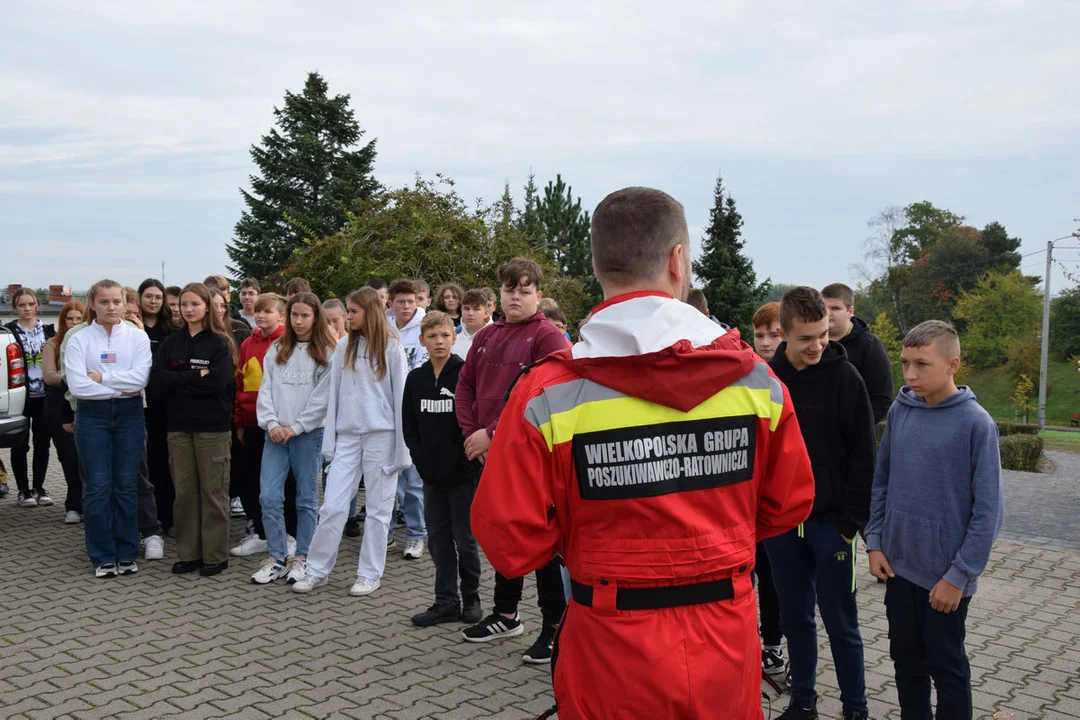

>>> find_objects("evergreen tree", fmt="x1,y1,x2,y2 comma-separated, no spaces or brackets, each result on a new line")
226,72,379,283
516,173,542,242
536,174,592,277
979,221,1022,274
693,173,769,336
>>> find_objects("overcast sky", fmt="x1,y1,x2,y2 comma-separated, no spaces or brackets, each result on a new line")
2,1,1078,298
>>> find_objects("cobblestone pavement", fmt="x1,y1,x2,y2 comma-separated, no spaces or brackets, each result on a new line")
1,448,1078,719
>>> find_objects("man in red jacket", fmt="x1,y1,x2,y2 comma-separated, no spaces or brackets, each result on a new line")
471,188,815,719
455,257,572,664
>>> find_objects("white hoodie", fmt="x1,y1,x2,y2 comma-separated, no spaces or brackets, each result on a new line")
455,317,493,361
322,334,411,474
388,307,428,370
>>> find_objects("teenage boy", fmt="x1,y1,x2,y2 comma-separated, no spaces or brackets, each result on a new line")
455,257,571,664
765,286,876,720
821,283,894,424
238,278,260,328
457,288,492,359
204,275,244,322
165,286,182,326
752,301,783,362
866,320,1003,719
387,278,428,559
231,294,297,559
365,277,389,310
414,279,432,309
541,306,570,340
403,311,484,627
284,278,311,298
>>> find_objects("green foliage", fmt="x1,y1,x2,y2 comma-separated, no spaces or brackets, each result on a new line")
1049,288,1080,359
963,360,1079,425
953,271,1042,368
998,434,1044,472
1008,374,1036,425
980,221,1023,275
892,201,965,263
996,422,1040,436
869,312,904,388
227,72,379,283
693,173,769,338
280,176,588,330
765,283,796,303
536,175,592,278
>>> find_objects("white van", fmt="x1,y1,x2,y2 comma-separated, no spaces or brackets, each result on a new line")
0,325,28,448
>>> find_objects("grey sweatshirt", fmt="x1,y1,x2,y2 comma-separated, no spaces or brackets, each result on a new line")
864,386,1004,597
256,340,331,436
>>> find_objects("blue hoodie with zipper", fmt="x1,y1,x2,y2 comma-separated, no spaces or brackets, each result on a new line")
864,386,1003,597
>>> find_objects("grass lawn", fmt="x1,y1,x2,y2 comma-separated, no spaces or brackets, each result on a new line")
1038,429,1080,454
963,360,1080,426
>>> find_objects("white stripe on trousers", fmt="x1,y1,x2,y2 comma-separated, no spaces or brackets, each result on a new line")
305,430,399,583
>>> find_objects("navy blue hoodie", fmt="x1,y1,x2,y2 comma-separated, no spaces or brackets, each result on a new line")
865,386,1003,597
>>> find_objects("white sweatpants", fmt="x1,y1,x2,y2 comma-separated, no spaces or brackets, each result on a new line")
306,430,400,583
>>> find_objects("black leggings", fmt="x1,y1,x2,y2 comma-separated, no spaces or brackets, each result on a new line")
44,390,81,512
12,395,50,494
145,408,174,531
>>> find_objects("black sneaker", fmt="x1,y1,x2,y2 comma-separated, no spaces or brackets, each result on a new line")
763,645,787,677
777,704,818,720
395,510,406,528
843,712,869,720
344,516,363,537
461,613,524,643
462,595,483,624
522,626,556,665
412,603,461,627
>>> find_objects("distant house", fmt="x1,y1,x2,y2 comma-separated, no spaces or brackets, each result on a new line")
0,284,83,324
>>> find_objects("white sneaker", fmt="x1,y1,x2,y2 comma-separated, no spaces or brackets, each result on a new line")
64,511,82,524
349,577,380,596
230,497,245,517
286,557,307,584
142,535,164,560
230,534,268,557
403,538,425,560
286,535,297,558
291,573,328,593
251,557,289,585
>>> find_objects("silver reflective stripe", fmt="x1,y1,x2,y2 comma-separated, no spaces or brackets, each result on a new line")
524,378,628,431
768,376,784,406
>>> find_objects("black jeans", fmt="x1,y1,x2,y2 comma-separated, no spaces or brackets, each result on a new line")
424,479,481,606
886,575,972,720
494,557,567,628
44,389,81,512
756,542,783,646
12,395,50,494
145,407,174,532
240,428,296,538
137,448,162,538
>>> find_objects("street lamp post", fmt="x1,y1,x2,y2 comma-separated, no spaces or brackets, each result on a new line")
1037,232,1080,429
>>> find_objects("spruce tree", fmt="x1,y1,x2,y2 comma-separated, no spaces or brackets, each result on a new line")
226,72,379,282
692,173,769,336
516,173,543,242
536,174,592,277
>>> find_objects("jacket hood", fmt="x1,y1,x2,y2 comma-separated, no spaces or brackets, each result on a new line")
558,293,757,413
897,385,976,409
489,310,548,330
770,340,848,381
843,315,870,340
425,353,465,375
251,325,284,342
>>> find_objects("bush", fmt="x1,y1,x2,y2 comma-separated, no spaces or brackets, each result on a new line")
999,434,1044,472
997,422,1040,437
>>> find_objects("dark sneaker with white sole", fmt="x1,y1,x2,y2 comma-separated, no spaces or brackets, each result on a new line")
522,625,556,664
777,703,819,720
411,603,461,627
461,613,524,642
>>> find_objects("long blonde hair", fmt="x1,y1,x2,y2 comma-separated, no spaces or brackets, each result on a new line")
344,287,392,380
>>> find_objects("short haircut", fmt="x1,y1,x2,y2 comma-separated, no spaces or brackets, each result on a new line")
821,283,855,309
166,285,181,297
498,257,543,290
538,297,559,312
322,298,345,311
420,310,455,334
779,287,828,332
542,307,567,324
686,289,709,315
284,277,311,295
365,277,387,291
462,289,489,308
203,275,230,293
123,286,139,305
590,187,689,286
388,278,418,299
752,302,781,329
480,287,497,309
413,279,430,295
904,320,961,357
254,293,287,313
240,278,261,292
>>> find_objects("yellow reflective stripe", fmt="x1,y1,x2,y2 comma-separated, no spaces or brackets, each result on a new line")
534,384,776,450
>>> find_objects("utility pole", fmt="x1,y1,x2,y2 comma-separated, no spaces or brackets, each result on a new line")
161,261,166,286
1038,232,1080,429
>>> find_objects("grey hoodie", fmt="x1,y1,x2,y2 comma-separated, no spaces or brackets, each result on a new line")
256,340,331,436
864,386,1004,597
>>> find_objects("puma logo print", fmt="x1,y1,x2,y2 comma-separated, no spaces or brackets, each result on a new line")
440,387,455,398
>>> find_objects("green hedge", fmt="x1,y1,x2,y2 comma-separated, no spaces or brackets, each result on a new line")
999,434,1044,472
997,422,1040,437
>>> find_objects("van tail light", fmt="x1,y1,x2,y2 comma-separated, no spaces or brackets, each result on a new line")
7,343,25,389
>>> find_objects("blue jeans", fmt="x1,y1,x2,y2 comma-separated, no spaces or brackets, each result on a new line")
75,398,145,567
260,429,323,561
388,464,426,542
764,519,867,715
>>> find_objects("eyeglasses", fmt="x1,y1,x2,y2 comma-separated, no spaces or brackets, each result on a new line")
393,299,416,307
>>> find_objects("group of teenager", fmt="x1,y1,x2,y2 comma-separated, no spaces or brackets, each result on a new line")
4,198,1004,718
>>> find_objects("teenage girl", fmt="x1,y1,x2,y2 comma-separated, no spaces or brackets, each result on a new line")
42,300,85,523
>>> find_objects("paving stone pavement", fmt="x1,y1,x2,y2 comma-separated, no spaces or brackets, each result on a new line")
1,448,1078,720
